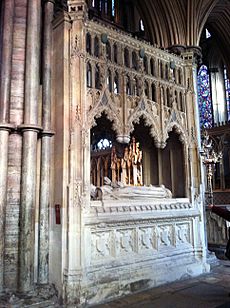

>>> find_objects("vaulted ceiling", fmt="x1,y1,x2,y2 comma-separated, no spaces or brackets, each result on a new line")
133,0,230,70
136,0,230,50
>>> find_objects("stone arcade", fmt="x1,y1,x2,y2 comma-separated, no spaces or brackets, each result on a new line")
0,0,221,306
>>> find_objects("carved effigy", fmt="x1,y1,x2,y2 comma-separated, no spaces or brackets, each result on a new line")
91,177,172,200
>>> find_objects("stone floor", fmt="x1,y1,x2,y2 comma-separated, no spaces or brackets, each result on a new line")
93,259,230,308
1,259,230,307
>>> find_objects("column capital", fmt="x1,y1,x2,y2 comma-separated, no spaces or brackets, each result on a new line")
40,129,55,137
17,124,43,133
0,123,15,132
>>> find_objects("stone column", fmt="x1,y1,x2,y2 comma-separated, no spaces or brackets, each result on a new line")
18,0,41,292
0,0,15,292
38,0,55,285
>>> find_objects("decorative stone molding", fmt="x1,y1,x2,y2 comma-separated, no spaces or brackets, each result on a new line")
0,123,15,132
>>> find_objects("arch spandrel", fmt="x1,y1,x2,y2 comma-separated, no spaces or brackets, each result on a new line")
163,121,188,148
127,99,161,148
87,89,123,136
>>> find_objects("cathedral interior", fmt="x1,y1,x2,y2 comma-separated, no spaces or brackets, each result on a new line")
1,0,230,306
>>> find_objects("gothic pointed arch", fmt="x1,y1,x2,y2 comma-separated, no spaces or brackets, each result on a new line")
87,89,123,136
164,121,188,148
127,100,161,147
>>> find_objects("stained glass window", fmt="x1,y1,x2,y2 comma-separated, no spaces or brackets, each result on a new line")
112,0,115,17
197,65,213,128
224,67,230,121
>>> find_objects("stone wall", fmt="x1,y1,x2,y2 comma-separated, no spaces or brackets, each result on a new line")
4,0,27,290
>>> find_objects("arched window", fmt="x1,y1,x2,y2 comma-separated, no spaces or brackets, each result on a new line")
114,72,119,94
166,88,170,107
124,48,130,68
132,51,138,70
113,43,118,63
133,78,139,96
151,84,156,101
126,75,131,95
95,64,101,89
179,92,184,111
197,65,213,128
86,62,92,87
86,33,92,54
160,61,164,79
165,64,169,80
175,90,178,106
144,81,149,98
107,69,112,92
150,58,155,76
94,36,100,57
106,41,111,60
172,68,176,82
143,56,148,74
178,68,182,85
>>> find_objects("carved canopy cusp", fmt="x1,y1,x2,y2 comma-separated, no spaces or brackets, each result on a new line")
88,106,123,137
164,122,188,147
127,109,161,148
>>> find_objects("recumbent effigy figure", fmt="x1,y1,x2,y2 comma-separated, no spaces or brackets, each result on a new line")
91,177,172,200
90,137,172,201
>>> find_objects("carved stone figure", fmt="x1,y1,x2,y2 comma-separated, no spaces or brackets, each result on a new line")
91,177,172,200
